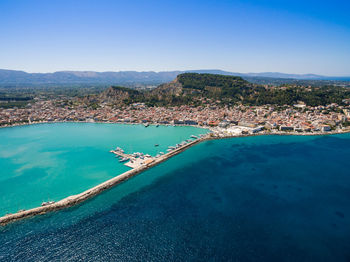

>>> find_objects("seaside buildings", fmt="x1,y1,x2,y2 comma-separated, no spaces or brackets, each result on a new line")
1,97,350,134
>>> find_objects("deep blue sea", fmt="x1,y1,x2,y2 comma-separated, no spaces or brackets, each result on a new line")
1,132,350,261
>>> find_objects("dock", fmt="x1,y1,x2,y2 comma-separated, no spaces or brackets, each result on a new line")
109,136,207,169
110,149,155,169
110,150,131,159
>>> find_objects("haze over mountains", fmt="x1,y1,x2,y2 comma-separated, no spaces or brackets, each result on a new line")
0,69,349,87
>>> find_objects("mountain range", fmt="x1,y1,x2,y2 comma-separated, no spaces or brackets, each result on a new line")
0,69,349,87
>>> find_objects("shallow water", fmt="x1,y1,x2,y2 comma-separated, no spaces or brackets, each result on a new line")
1,132,350,261
0,123,206,216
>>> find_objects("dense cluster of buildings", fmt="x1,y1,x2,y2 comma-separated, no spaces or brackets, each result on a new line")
1,98,350,134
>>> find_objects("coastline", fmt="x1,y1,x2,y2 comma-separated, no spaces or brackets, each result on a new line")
210,128,350,138
1,122,350,226
0,120,210,131
1,120,349,136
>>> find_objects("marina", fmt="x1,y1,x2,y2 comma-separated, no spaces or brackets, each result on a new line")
0,130,209,226
109,134,208,170
110,148,155,169
0,122,207,218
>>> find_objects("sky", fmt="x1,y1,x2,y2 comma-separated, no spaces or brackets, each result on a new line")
0,0,349,75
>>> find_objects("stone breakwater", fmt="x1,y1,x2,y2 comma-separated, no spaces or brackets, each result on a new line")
0,135,209,226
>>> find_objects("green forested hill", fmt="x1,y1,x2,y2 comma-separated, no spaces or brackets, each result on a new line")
148,73,260,105
99,73,350,107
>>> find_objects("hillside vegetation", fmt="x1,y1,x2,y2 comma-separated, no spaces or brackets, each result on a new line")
97,73,350,107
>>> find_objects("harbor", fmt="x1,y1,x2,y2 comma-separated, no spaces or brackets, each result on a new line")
109,133,208,169
0,132,210,226
2,122,347,226
110,147,155,169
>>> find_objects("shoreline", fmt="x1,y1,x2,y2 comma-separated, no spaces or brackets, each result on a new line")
0,120,210,131
1,120,349,136
1,122,350,226
210,129,350,138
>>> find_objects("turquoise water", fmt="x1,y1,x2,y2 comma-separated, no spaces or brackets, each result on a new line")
1,128,350,261
0,123,207,216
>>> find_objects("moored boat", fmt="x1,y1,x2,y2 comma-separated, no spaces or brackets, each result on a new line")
41,201,55,207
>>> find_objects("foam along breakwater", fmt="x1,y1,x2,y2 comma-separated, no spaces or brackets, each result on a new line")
0,134,210,226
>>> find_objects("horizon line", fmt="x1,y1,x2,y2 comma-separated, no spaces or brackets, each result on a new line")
1,68,350,78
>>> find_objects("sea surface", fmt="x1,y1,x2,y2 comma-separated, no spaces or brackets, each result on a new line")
1,126,350,261
0,123,206,216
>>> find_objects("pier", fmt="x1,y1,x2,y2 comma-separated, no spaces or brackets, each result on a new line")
110,150,131,159
0,134,210,226
110,148,155,169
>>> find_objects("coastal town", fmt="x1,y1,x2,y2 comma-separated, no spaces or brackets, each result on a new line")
2,0,350,260
3,90,350,225
1,96,350,136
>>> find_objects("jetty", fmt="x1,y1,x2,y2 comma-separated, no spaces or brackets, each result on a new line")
0,134,210,226
110,150,130,159
110,148,155,168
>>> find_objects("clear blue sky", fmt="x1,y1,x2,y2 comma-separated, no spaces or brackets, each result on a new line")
0,0,349,75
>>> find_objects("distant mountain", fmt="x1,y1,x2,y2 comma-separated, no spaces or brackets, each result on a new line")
241,72,350,81
0,69,349,87
241,72,324,79
0,69,180,86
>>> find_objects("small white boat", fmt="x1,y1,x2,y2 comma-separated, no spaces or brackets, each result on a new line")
119,157,129,162
41,201,55,207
